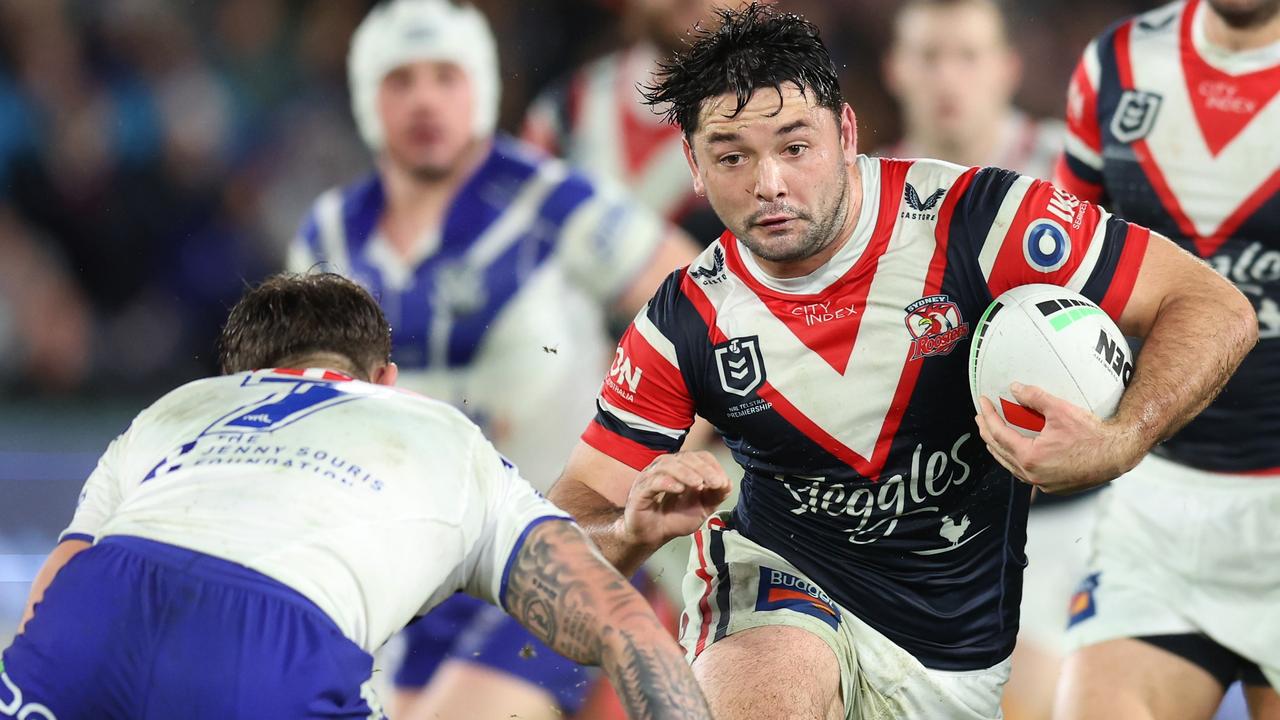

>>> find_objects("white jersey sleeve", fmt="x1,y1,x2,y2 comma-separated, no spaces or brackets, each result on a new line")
460,430,573,609
60,429,131,544
557,182,669,305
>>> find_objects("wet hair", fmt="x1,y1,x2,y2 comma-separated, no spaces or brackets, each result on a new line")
640,2,843,136
219,272,391,378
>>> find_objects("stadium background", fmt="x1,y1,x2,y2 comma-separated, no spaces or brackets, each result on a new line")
0,0,1155,690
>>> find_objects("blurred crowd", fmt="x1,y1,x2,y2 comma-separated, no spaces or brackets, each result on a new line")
0,0,1148,397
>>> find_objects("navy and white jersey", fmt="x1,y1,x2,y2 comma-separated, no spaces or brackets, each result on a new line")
1057,0,1280,473
290,135,669,488
60,368,570,654
878,110,1066,181
521,45,724,244
586,155,1150,670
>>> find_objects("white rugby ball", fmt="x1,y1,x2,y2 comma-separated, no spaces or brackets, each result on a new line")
968,284,1133,437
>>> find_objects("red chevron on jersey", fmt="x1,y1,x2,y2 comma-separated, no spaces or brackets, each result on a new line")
717,170,904,374
678,159,974,478
1180,11,1280,155
1113,1,1280,256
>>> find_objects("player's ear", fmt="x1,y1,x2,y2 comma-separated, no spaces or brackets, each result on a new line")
839,104,857,162
682,136,706,197
371,361,398,387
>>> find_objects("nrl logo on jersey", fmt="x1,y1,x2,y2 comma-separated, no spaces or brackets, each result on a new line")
689,247,727,285
904,295,969,359
901,183,945,221
714,336,766,397
1110,89,1162,143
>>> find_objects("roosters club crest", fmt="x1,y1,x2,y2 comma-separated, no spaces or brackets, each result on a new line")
904,295,970,359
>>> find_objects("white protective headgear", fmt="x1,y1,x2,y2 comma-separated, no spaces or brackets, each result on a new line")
348,0,500,150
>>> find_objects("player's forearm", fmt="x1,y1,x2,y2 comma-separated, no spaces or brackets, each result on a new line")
1112,285,1256,461
598,620,713,720
548,479,659,576
505,521,712,720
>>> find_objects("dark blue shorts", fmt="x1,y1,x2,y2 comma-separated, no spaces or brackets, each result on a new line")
1,536,384,719
393,593,595,713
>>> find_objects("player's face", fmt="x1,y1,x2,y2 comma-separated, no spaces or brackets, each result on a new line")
1207,0,1280,27
686,84,855,265
376,60,476,180
885,2,1018,146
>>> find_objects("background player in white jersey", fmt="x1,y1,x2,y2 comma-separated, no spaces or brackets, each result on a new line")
881,2,1078,718
521,0,744,244
1054,1,1280,718
880,0,1064,179
547,4,1256,719
1,272,718,720
290,1,698,717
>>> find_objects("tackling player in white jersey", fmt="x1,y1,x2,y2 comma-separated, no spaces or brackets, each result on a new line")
881,3,1076,718
290,2,698,717
0,272,719,720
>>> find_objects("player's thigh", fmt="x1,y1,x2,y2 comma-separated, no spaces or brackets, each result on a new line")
1054,638,1224,720
1245,684,1280,720
692,624,843,720
1002,641,1061,720
395,659,562,720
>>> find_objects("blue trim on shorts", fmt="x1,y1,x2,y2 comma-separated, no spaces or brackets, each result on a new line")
498,516,570,610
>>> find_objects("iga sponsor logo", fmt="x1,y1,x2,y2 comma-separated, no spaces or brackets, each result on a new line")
1024,219,1072,273
905,295,970,359
608,347,644,399
755,567,841,630
0,666,57,720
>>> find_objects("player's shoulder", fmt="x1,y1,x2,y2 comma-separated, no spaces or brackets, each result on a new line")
1086,0,1182,53
631,238,726,338
1129,1,1184,38
491,134,605,199
296,171,382,251
891,156,974,193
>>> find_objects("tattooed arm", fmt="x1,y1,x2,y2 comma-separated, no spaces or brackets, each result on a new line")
505,519,713,720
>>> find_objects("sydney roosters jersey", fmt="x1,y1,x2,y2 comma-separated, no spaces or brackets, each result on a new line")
1056,0,1280,473
584,155,1149,670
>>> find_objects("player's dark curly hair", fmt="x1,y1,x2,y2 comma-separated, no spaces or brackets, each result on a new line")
640,2,844,136
219,272,391,378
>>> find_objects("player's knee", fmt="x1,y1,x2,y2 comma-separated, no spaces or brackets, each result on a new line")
693,626,842,719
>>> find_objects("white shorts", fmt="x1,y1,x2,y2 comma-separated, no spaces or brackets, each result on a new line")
1064,453,1280,688
1018,493,1099,655
678,512,1010,720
